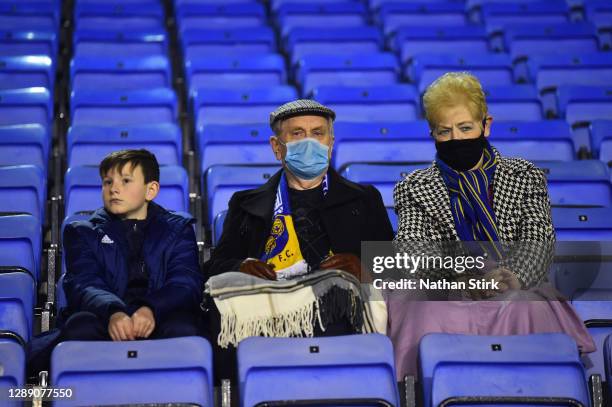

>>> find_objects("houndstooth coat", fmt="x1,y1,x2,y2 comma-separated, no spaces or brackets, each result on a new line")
393,148,556,287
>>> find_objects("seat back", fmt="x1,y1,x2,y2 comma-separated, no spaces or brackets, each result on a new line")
0,214,41,282
51,337,213,407
67,124,182,167
238,335,399,407
419,333,590,407
0,272,35,343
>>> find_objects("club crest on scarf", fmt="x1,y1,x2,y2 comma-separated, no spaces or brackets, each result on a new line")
261,172,329,279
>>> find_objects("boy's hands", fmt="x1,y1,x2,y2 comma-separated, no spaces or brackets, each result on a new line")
108,311,135,341
108,306,156,341
131,306,156,338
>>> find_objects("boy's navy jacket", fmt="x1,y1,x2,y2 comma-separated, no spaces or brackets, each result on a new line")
62,201,203,324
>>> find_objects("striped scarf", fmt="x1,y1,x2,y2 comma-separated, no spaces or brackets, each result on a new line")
260,171,329,280
436,142,500,243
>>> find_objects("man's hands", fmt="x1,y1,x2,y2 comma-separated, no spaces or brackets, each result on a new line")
239,258,276,280
320,253,363,280
108,306,156,341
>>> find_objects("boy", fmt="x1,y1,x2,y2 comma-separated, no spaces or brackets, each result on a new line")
61,149,202,341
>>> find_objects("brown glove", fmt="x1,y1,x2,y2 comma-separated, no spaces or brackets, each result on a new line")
239,258,276,280
319,253,363,281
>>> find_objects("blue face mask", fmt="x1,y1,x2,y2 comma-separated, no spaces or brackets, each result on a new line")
280,138,330,180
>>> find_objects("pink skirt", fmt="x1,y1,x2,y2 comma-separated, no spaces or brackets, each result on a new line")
385,287,596,380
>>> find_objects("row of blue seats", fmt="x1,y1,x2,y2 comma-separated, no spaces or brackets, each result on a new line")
0,84,594,127
2,331,602,407
170,0,610,46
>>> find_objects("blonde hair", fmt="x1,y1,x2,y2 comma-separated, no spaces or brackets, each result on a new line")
422,72,488,129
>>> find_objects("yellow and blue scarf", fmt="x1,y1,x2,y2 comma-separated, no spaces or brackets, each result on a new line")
437,142,500,245
261,172,329,280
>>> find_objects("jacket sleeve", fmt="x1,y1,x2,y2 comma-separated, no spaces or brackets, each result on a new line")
365,185,394,241
393,179,429,242
203,194,248,279
63,223,127,322
499,167,556,288
143,223,204,321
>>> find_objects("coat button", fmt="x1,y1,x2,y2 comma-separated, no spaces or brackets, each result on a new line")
351,208,360,216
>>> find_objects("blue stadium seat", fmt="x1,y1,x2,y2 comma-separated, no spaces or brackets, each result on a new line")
484,85,544,120
181,27,277,60
51,337,213,407
553,207,612,240
372,0,465,9
0,124,50,172
378,3,469,36
605,334,612,397
0,30,58,59
590,120,612,165
333,121,432,169
271,0,352,11
213,210,226,246
74,16,164,32
176,2,267,31
556,85,612,126
480,1,569,29
197,124,277,174
185,54,286,94
524,53,612,91
584,0,612,35
67,123,182,167
535,160,611,207
340,162,428,207
276,3,368,37
192,86,298,126
0,337,25,407
64,165,189,216
285,27,383,65
504,23,601,58
491,120,574,161
238,335,399,407
0,272,35,344
0,165,46,224
419,333,590,407
387,206,397,233
74,2,165,22
0,214,41,282
71,55,172,91
0,87,52,127
393,26,490,64
312,85,419,123
407,53,514,93
0,3,59,32
204,164,280,224
297,53,399,96
70,88,178,126
73,29,168,58
566,291,612,380
0,55,54,91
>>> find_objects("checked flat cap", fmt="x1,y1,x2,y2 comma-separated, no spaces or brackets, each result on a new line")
269,99,336,129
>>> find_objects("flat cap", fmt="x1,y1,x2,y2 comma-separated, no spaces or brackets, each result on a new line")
270,99,336,129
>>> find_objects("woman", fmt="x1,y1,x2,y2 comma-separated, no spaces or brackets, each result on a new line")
388,72,594,378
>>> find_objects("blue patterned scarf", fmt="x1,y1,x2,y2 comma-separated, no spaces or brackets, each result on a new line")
436,142,500,243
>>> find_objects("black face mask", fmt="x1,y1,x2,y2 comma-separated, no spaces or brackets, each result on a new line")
435,132,487,172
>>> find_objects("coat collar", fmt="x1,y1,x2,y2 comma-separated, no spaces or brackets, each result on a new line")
239,167,365,219
410,147,531,240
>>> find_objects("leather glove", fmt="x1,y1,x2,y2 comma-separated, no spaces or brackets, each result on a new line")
319,253,363,281
239,258,276,280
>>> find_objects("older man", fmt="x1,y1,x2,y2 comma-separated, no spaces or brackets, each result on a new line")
203,99,393,384
205,99,393,280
